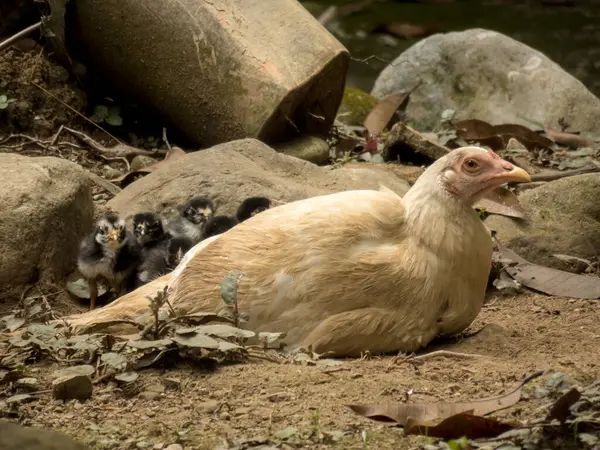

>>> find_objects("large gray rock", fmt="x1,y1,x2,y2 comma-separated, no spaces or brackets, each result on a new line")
0,154,93,293
372,28,600,134
107,139,411,219
485,174,600,272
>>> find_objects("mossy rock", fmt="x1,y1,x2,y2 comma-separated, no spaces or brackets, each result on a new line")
336,87,378,126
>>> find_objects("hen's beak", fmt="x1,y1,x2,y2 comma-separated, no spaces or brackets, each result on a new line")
493,163,531,184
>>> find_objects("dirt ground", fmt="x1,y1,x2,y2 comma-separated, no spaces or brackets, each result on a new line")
1,291,597,450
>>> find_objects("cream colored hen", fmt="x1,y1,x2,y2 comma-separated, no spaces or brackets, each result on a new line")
65,146,530,357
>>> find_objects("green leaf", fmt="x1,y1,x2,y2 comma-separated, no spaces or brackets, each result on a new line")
0,103,8,110
93,105,109,120
219,270,244,305
0,95,7,103
105,114,123,126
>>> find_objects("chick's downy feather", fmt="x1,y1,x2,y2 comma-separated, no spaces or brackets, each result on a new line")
64,147,530,356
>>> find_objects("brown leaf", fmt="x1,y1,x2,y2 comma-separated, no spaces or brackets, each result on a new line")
546,387,581,422
544,128,596,149
364,93,410,136
476,186,529,220
454,119,496,140
110,147,187,186
495,243,600,299
454,120,553,150
493,124,554,150
405,411,520,439
347,371,541,425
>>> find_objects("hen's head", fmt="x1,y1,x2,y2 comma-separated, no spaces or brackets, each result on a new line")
431,146,530,204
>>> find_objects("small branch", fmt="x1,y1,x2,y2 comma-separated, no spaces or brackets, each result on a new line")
29,81,123,145
528,167,600,183
387,350,491,371
62,126,166,159
0,21,42,53
85,170,122,196
162,127,172,151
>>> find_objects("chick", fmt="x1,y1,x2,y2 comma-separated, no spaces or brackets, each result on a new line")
132,212,169,249
168,195,214,244
236,196,271,222
136,236,194,286
201,215,239,240
77,212,141,310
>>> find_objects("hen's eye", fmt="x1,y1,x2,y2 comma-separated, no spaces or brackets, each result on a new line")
464,159,478,170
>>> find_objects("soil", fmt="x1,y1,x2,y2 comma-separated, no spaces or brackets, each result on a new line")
1,34,600,450
2,292,599,450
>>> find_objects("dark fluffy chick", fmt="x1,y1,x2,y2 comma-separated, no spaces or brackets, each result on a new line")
77,212,141,310
168,195,214,244
132,212,169,248
136,236,195,286
201,215,239,240
236,196,271,222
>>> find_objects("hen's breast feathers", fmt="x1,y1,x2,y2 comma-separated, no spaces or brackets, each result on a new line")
168,189,492,342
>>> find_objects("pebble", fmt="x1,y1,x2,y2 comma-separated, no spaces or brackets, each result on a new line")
52,375,93,402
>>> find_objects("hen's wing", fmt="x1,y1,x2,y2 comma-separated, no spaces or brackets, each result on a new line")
168,189,426,344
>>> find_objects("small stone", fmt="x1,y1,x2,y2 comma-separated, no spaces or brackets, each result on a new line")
274,427,298,440
15,377,38,389
139,391,162,401
52,375,93,401
131,155,158,172
534,387,550,399
165,445,183,450
145,383,166,394
267,392,291,402
6,394,35,405
162,378,181,391
273,136,331,165
234,407,252,416
197,400,219,413
136,441,150,449
52,365,96,379
103,166,125,180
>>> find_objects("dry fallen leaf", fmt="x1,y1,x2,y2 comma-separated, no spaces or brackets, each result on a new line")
110,146,187,185
364,93,411,137
546,387,581,423
348,371,541,425
476,186,529,220
494,242,600,299
544,128,596,149
405,411,520,439
454,119,553,150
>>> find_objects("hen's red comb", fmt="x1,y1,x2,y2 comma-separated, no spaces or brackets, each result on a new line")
487,149,501,160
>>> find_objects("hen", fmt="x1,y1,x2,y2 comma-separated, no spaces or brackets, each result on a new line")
65,147,530,356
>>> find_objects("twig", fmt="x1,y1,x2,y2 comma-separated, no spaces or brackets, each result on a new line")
0,21,42,53
63,126,166,159
528,167,600,183
29,82,123,145
162,127,172,151
85,171,122,196
317,5,337,26
387,350,491,371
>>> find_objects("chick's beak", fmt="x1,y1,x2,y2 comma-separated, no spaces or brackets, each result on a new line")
108,229,119,241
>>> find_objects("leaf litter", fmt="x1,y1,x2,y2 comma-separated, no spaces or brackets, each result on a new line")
0,271,342,411
348,371,542,439
493,238,600,299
